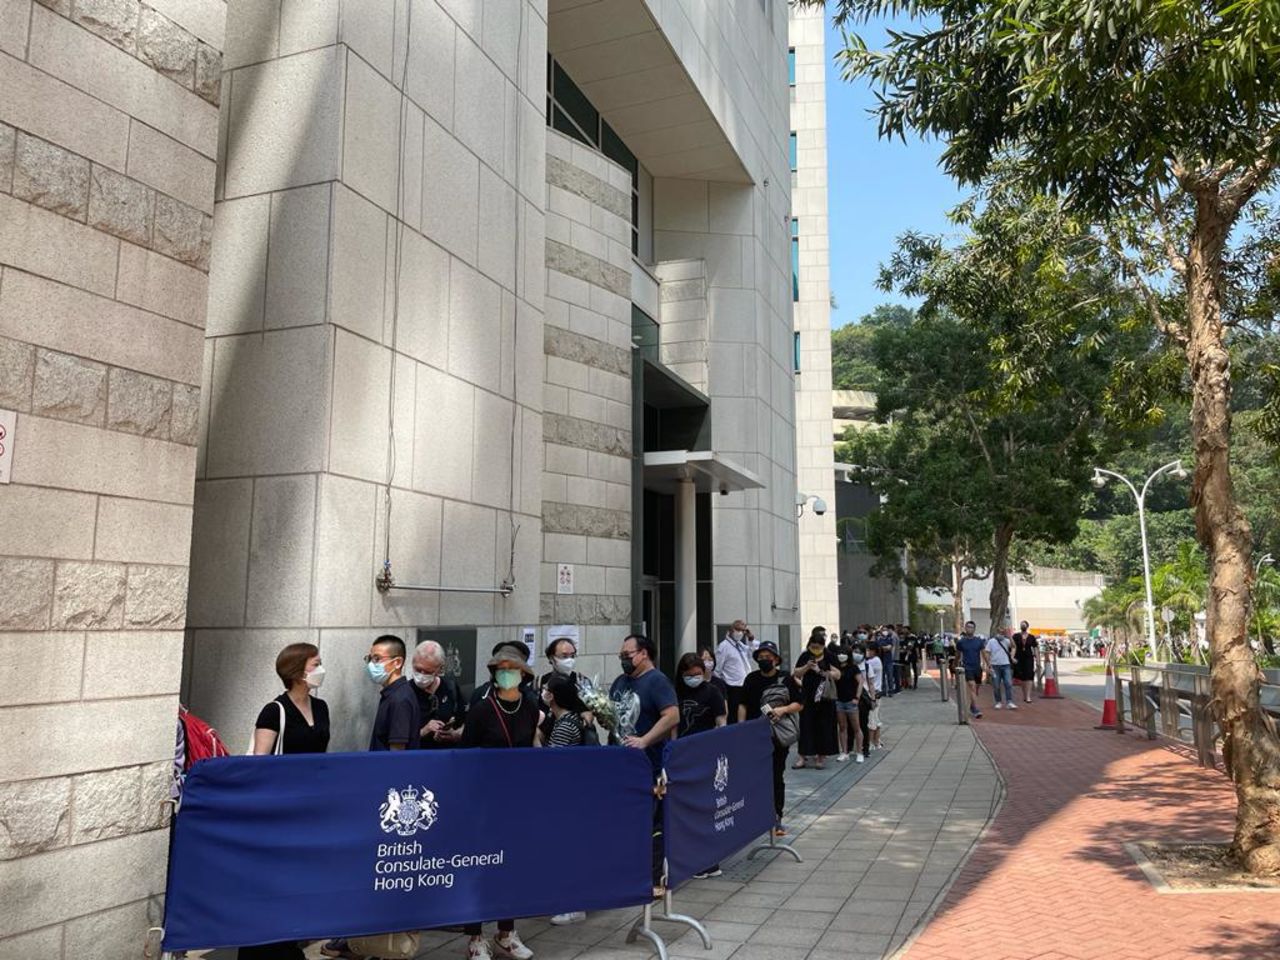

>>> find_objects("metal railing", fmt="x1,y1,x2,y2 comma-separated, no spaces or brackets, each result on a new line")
1113,661,1280,769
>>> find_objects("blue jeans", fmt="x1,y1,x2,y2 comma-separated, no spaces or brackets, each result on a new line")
990,663,1014,705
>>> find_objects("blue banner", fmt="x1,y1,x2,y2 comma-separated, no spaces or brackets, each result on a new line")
163,747,655,950
661,719,775,887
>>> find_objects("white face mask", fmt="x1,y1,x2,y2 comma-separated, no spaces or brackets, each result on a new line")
413,672,441,692
731,630,745,641
702,659,715,673
837,654,849,664
552,656,576,675
305,665,326,689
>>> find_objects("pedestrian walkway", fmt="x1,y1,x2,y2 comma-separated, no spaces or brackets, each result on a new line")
902,686,1280,960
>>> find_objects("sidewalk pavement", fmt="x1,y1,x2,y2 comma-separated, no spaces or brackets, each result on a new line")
902,678,1280,960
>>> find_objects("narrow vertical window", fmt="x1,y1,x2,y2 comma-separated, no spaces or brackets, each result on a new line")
791,218,800,303
788,48,796,86
789,132,798,171
794,331,802,374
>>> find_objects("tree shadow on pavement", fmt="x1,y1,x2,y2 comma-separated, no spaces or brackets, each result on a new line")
1190,922,1280,958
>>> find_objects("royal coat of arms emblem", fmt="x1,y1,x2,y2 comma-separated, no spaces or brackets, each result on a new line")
378,785,439,837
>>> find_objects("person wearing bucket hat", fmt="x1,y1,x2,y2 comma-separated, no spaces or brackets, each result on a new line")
470,639,537,709
459,641,539,960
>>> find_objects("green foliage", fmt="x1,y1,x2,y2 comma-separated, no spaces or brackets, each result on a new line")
821,0,1280,218
831,304,914,391
841,186,1162,625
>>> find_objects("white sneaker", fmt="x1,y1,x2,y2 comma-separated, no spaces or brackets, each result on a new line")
994,702,1003,709
549,912,585,925
855,754,865,763
1008,702,1018,710
836,753,849,762
468,940,493,960
493,932,533,960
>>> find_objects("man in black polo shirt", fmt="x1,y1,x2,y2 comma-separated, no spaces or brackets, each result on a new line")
410,639,466,748
366,634,420,751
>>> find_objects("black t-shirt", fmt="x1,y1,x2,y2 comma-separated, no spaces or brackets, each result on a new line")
834,659,857,701
255,694,330,754
412,675,467,749
677,681,726,737
794,650,833,701
370,677,421,751
461,693,539,748
740,669,802,721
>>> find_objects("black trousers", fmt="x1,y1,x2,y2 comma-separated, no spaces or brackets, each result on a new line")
465,920,514,936
238,945,305,960
857,696,872,757
771,740,788,819
726,685,745,723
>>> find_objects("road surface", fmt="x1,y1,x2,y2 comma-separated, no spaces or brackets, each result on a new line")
1052,656,1108,712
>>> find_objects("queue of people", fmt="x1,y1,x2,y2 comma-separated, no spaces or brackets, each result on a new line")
236,620,938,960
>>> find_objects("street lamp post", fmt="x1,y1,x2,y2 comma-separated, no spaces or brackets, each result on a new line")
1092,460,1189,660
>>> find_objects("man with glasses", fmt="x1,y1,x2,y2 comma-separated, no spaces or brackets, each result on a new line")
410,639,465,748
366,634,420,751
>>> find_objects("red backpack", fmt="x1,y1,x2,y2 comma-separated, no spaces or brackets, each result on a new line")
178,705,229,770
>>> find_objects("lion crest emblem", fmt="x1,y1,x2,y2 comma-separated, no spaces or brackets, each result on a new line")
714,754,730,793
378,785,439,837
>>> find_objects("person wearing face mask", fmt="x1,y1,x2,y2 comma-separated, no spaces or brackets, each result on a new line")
410,640,466,749
673,652,727,880
832,643,858,762
251,642,330,756
366,635,420,752
320,638,417,960
459,643,539,960
851,646,871,763
676,652,727,738
738,641,803,836
241,645,331,960
610,634,678,895
792,630,839,769
698,647,728,701
1011,621,1039,704
715,619,757,724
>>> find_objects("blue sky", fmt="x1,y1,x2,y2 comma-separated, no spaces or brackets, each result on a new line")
821,16,964,327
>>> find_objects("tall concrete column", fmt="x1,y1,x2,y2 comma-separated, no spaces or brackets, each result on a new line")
675,478,697,656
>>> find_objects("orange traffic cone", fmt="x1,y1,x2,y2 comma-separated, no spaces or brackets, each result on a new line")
1042,652,1063,699
1095,662,1118,729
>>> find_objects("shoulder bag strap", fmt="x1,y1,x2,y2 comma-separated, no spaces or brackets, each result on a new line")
274,700,286,756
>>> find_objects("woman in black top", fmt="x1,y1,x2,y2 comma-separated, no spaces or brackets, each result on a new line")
676,652,727,738
832,643,858,761
792,632,839,769
242,643,329,960
544,675,588,747
698,646,729,701
251,642,330,756
1012,623,1039,703
459,643,539,959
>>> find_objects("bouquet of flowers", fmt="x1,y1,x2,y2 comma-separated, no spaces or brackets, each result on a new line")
576,675,618,734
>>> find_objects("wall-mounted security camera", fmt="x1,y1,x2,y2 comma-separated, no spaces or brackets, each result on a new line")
812,497,827,516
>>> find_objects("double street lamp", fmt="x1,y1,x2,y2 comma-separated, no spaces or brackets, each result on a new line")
1091,460,1189,658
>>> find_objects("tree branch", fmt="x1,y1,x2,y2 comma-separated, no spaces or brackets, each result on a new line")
1220,151,1277,220
1100,223,1187,345
1148,192,1188,275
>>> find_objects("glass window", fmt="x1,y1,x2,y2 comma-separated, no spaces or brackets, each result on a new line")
632,305,660,363
791,218,800,302
788,48,796,86
793,331,801,374
789,132,797,171
552,61,599,147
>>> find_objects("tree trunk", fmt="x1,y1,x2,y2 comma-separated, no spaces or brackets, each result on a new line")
1186,191,1280,875
988,524,1015,635
952,560,967,631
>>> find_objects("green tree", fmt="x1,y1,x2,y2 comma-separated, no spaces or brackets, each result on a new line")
863,187,1162,634
831,303,913,390
820,0,1280,873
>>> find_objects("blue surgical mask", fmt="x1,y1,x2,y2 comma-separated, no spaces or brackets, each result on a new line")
495,669,522,691
682,675,704,688
366,661,388,684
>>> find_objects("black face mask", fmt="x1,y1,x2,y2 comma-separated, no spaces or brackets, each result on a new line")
619,654,637,676
757,658,777,673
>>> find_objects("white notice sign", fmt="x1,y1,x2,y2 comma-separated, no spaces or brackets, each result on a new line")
0,409,14,484
557,563,575,594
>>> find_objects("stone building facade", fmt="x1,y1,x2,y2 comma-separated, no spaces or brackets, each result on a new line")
0,0,808,953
